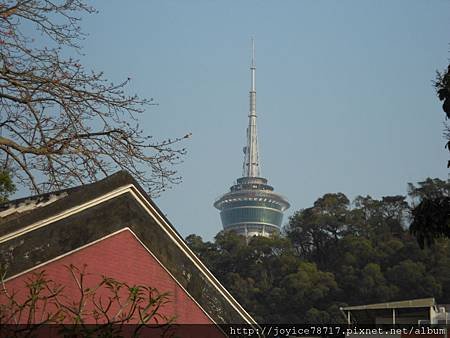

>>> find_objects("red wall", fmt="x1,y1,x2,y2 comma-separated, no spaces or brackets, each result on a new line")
3,229,214,325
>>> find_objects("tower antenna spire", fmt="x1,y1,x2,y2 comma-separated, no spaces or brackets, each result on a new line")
243,37,260,177
251,36,255,68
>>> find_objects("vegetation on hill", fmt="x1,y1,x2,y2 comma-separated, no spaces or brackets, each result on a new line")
187,177,450,323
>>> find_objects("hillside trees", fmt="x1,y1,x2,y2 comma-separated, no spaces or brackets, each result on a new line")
0,0,188,196
284,193,350,269
187,178,450,323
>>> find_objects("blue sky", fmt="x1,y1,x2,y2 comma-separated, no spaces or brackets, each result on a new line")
30,1,450,240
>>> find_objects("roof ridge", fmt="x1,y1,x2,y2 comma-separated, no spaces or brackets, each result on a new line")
0,171,135,225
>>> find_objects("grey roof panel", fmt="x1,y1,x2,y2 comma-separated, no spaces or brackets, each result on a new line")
341,298,436,311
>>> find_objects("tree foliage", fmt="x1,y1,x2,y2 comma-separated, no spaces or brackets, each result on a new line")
407,61,450,248
187,178,450,323
435,63,450,167
409,178,450,248
0,0,189,196
0,170,15,202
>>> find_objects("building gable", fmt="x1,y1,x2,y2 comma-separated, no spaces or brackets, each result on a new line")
0,171,257,325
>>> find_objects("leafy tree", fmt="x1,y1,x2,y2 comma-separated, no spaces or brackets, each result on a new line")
434,63,450,167
426,239,450,303
285,207,327,258
351,195,409,242
278,261,337,323
285,193,350,268
379,196,409,234
313,193,350,241
358,263,396,303
0,0,189,196
409,178,450,248
386,260,442,300
0,170,15,202
410,197,450,248
351,195,383,239
185,234,219,265
408,178,449,202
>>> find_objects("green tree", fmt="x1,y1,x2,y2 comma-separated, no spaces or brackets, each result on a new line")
285,207,328,258
426,239,450,303
359,263,397,304
0,170,15,202
285,193,350,268
408,178,450,248
408,178,449,202
434,63,450,167
313,193,350,241
351,195,409,242
278,261,337,323
386,260,442,299
184,234,219,266
350,195,381,238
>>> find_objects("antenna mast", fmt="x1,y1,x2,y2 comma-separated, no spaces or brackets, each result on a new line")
243,37,260,177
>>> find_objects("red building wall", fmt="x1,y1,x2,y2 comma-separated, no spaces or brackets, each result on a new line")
3,229,213,325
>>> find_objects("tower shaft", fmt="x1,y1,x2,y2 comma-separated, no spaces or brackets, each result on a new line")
243,38,260,178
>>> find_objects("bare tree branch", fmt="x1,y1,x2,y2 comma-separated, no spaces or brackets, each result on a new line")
0,0,189,196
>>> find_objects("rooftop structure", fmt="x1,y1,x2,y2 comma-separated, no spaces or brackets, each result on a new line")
341,298,450,325
214,40,289,238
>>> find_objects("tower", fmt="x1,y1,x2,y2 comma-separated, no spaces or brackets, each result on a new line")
214,40,289,238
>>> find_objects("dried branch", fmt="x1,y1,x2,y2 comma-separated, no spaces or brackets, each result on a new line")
0,0,189,196
0,264,174,336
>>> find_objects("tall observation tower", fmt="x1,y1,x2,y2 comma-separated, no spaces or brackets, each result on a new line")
214,40,290,238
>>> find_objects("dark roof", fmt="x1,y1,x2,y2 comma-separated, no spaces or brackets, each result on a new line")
0,171,165,234
1,187,75,225
0,171,256,325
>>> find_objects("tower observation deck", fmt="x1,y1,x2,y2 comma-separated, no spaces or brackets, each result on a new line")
213,40,289,238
